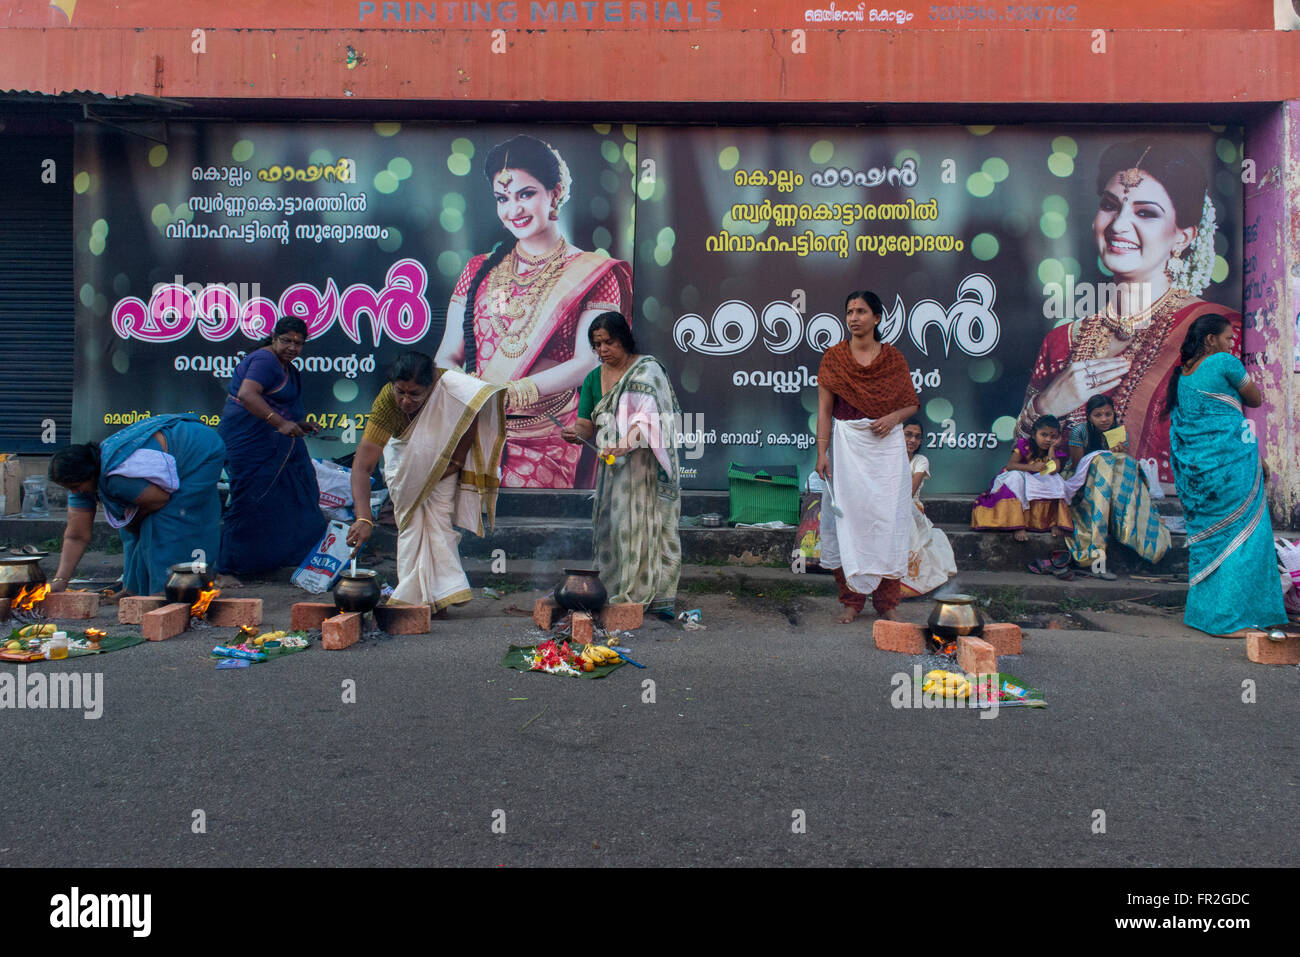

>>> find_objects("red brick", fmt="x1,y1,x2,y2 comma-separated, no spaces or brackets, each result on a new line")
38,590,101,620
119,595,168,625
981,622,1022,656
142,602,192,641
957,635,998,676
204,597,263,628
873,619,926,654
533,597,561,630
599,602,643,632
1246,632,1300,665
572,611,594,644
322,612,361,650
374,601,431,635
291,602,337,632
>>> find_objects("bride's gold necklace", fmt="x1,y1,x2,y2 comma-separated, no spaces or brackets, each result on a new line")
483,238,569,359
1098,287,1177,341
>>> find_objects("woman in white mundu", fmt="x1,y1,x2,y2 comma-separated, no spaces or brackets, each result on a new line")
345,352,507,616
815,290,920,624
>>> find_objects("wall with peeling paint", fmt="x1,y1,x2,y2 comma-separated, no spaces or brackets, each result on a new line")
1243,103,1300,528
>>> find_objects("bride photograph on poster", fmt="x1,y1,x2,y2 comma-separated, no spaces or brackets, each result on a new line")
436,132,633,489
1016,137,1240,484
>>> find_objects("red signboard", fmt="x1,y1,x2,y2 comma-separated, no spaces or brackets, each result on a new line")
2,0,1273,30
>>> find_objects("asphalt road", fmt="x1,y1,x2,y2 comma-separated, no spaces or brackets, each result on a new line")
2,573,1296,868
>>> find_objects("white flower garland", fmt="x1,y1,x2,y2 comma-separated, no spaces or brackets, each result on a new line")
1168,193,1217,297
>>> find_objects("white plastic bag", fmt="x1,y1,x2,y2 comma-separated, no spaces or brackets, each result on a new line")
291,520,352,594
314,458,352,511
1139,457,1165,499
1275,537,1300,586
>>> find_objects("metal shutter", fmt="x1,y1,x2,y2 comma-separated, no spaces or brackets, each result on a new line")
0,134,73,453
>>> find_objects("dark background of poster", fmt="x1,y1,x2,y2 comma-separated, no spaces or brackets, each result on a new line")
631,125,1243,492
73,121,637,462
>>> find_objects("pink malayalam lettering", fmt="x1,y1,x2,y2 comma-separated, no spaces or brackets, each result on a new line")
107,259,432,345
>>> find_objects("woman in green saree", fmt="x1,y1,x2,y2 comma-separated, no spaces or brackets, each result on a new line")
563,312,681,614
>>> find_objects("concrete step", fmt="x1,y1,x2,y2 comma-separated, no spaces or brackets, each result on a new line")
459,517,1191,575
490,489,1187,524
12,507,1297,579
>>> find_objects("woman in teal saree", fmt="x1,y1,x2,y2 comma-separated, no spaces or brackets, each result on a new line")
48,414,226,597
1166,314,1287,636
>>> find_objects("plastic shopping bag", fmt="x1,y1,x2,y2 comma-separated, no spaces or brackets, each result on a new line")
291,520,352,594
314,458,352,511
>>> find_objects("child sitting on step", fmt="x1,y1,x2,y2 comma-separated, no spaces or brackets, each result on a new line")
970,414,1073,543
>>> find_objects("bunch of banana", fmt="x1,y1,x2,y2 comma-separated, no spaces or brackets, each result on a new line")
252,630,289,646
17,623,57,640
580,644,622,670
922,669,971,699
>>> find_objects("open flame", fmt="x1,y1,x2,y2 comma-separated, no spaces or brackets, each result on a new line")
13,583,51,613
191,588,220,618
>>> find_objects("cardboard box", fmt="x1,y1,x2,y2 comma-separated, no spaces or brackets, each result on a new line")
0,455,20,515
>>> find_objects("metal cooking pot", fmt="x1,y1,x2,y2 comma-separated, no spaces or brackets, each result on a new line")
0,555,48,601
555,568,608,613
926,593,986,652
334,569,382,615
164,562,215,605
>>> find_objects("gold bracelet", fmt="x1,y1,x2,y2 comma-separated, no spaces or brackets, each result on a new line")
265,409,276,422
354,517,374,527
51,576,68,584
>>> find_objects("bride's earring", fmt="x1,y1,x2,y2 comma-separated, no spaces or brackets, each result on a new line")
1165,248,1188,283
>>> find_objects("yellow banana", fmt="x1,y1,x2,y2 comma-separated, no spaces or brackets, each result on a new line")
18,624,57,639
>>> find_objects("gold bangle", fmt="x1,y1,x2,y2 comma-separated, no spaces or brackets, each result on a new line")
265,409,276,422
354,518,374,527
51,576,68,583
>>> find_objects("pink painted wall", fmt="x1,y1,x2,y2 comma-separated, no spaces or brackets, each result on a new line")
1243,102,1300,529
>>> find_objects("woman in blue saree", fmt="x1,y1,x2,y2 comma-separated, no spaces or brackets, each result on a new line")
1165,313,1287,636
48,414,226,597
217,317,326,578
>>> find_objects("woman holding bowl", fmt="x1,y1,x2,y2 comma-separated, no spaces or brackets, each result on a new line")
563,312,681,615
436,133,632,490
47,414,226,598
816,291,920,624
217,316,326,579
1017,139,1241,486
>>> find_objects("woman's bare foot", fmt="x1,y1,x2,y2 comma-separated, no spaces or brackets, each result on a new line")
1050,527,1066,539
432,608,450,621
98,588,134,606
876,608,902,621
1012,529,1028,542
836,606,860,624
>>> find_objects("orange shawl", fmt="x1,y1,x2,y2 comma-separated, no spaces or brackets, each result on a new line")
817,342,918,418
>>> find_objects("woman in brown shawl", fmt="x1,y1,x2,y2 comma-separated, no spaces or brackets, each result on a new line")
816,290,920,623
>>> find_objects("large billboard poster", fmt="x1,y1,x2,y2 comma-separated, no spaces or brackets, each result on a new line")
74,121,637,488
632,125,1243,491
74,122,1242,492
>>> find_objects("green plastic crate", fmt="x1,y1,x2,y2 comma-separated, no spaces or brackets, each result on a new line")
727,463,800,526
